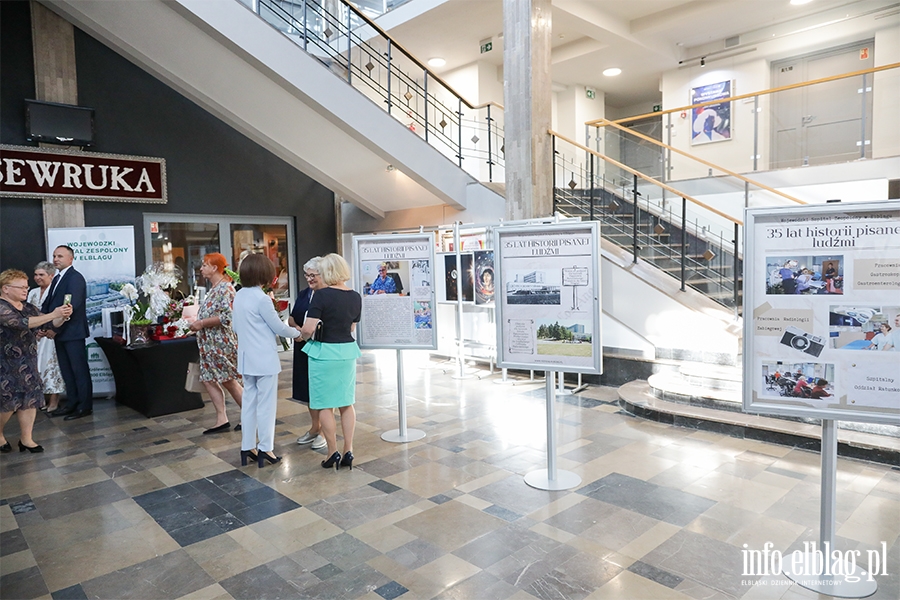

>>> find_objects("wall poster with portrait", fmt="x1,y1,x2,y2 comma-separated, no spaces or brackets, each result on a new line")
354,234,437,350
743,201,900,425
691,80,732,145
494,222,601,374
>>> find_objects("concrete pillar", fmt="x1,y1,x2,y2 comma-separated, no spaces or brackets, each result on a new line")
503,0,552,220
30,0,84,230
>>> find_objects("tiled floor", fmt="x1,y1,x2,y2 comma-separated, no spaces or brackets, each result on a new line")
1,351,897,600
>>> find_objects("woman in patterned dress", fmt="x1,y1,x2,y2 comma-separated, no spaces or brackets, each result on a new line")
1,269,71,453
189,253,243,434
27,261,65,413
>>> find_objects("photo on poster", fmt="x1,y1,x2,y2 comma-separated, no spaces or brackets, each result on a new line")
830,305,900,350
761,361,836,400
506,269,561,305
414,301,433,329
474,250,494,305
362,260,410,296
691,80,731,145
443,254,473,302
536,319,592,357
410,259,431,288
779,326,826,358
765,255,844,295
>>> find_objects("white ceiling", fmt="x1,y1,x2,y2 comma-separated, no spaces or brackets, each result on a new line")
378,0,892,109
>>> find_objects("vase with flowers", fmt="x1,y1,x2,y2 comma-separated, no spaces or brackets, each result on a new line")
118,263,182,346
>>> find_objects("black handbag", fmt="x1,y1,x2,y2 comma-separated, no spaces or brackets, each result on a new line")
313,320,323,342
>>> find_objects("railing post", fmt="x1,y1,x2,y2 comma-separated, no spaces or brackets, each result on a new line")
346,5,352,83
733,222,740,315
752,95,759,171
386,40,392,113
859,73,868,159
301,0,308,50
680,197,687,292
665,113,672,183
552,136,557,215
589,153,594,222
632,174,639,264
457,98,463,167
486,105,493,182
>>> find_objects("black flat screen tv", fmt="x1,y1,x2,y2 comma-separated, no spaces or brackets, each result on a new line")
25,99,94,146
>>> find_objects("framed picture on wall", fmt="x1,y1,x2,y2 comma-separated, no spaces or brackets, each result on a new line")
691,80,732,145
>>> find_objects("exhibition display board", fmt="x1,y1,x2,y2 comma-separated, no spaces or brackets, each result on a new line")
354,233,437,350
494,222,602,375
743,201,900,425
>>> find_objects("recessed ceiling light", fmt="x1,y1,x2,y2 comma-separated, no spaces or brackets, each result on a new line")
790,0,813,5
603,68,622,77
427,57,446,67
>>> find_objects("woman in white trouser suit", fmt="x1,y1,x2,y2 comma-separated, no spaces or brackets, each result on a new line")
232,254,301,467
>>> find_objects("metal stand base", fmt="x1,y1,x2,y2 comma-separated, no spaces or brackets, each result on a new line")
785,555,877,598
381,429,426,443
524,469,581,491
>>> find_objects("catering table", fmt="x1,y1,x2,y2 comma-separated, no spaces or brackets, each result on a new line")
95,336,204,418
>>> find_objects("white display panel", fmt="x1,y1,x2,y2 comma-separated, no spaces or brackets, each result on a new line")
353,234,437,350
743,201,900,425
494,222,602,375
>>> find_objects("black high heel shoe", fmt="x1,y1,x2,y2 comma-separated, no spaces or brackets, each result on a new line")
340,451,353,470
18,440,44,453
258,452,282,467
240,449,258,466
321,451,341,470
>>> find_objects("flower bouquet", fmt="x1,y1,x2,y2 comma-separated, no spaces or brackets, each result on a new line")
118,263,182,346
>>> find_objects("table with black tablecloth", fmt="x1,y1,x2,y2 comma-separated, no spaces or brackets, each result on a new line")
95,337,204,418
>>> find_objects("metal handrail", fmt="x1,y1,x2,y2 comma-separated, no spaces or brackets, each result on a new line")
245,0,505,181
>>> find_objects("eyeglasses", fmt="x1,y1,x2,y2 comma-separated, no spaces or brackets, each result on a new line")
305,273,319,279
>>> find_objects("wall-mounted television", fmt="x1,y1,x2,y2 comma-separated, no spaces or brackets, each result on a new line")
25,99,94,146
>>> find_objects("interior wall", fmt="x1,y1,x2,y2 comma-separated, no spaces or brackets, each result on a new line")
0,0,337,276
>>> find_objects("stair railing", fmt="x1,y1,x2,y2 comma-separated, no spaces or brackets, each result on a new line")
552,131,744,315
241,0,505,183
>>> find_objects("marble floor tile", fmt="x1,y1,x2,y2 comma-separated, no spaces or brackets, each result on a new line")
1,352,896,599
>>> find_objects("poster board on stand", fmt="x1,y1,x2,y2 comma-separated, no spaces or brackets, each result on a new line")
494,222,601,375
47,226,136,396
743,201,900,425
354,234,437,350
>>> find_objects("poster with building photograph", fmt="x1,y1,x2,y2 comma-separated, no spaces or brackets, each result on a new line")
47,226,136,395
743,201,900,424
354,234,436,350
494,222,601,374
691,80,732,145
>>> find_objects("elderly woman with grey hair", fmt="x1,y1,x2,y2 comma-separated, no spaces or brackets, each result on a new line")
27,261,65,412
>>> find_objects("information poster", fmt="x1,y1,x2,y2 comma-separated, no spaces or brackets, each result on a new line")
47,226,136,395
354,234,437,350
494,223,601,374
474,250,494,306
743,201,900,425
691,80,732,145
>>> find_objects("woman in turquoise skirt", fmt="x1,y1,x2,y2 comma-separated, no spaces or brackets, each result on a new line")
300,254,362,470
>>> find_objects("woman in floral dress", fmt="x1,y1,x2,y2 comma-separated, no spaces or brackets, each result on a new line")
27,261,65,412
189,253,243,434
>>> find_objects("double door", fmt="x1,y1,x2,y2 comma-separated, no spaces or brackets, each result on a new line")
770,41,874,169
143,214,295,305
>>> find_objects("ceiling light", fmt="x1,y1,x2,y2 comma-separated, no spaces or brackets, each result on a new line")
603,68,621,77
427,57,445,67
790,0,813,5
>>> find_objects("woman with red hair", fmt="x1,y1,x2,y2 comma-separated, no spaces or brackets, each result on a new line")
190,253,244,434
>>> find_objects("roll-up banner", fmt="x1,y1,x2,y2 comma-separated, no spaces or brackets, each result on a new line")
494,222,602,375
354,233,438,350
47,226,136,395
743,201,900,425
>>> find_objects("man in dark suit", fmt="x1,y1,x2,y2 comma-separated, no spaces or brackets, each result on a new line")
43,245,93,420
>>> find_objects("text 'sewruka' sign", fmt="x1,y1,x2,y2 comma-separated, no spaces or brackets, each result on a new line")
0,144,166,203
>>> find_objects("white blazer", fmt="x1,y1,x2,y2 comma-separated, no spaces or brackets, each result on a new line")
232,287,300,376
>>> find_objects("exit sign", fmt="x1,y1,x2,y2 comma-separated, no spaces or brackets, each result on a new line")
480,40,493,54
653,104,662,112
